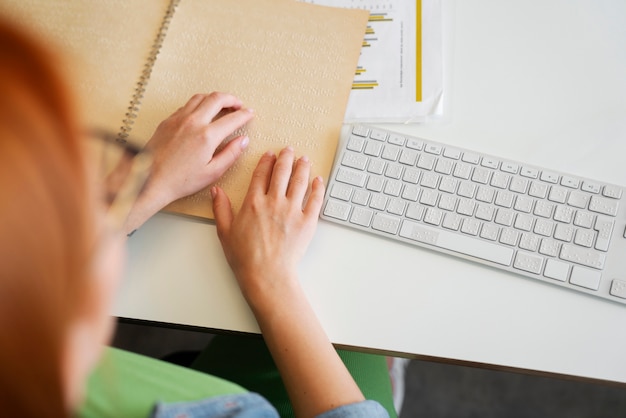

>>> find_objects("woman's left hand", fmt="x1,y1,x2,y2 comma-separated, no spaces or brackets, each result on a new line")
123,92,254,234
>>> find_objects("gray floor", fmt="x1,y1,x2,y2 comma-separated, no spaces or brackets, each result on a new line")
112,320,626,418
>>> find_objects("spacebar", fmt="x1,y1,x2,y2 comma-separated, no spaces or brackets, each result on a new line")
399,220,514,266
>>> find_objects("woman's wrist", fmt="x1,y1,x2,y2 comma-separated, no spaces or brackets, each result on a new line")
123,184,172,236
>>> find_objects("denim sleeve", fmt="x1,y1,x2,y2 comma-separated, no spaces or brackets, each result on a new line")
150,393,279,418
316,400,389,418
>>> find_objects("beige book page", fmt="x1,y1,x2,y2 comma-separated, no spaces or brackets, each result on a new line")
130,0,368,219
0,0,170,132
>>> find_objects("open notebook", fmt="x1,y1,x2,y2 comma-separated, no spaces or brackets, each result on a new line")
1,0,368,219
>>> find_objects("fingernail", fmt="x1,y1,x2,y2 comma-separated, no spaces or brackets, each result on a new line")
264,150,275,158
210,186,217,199
315,176,323,183
285,146,294,152
300,155,309,163
240,135,249,149
245,107,254,113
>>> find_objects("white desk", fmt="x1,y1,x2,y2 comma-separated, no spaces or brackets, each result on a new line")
114,0,626,384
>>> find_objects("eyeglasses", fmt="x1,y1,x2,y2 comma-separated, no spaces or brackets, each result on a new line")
87,129,152,232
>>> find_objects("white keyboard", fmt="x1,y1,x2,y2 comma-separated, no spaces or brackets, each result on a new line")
321,124,626,305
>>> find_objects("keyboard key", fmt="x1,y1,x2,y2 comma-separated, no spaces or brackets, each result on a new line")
352,125,369,137
324,199,351,221
460,218,480,236
406,203,424,220
538,238,560,257
499,228,519,246
509,177,529,194
581,181,601,194
520,167,539,178
382,144,401,161
370,129,388,141
370,194,388,211
347,135,366,152
594,217,614,251
476,186,495,203
442,213,462,230
420,172,440,189
610,279,626,299
367,158,385,175
439,177,458,194
341,151,368,170
513,251,544,274
514,214,534,231
401,184,420,201
573,211,594,229
402,168,420,184
534,218,554,237
559,244,605,270
419,189,439,206
494,190,514,208
366,176,384,192
573,229,594,247
372,213,400,234
589,195,619,216
519,233,540,252
481,157,499,169
553,205,575,223
399,149,418,166
560,176,580,189
490,172,510,189
336,167,366,187
602,185,622,199
443,148,461,159
554,224,574,242
424,208,444,226
513,196,533,213
544,259,569,282
453,162,472,179
457,199,476,216
400,220,514,265
417,154,436,170
435,158,454,175
457,182,477,198
540,171,559,184
350,206,373,227
569,266,601,290
548,186,568,204
533,201,554,218
462,152,480,164
425,144,442,155
438,195,458,211
364,141,383,156
472,167,491,184
495,209,515,226
384,163,403,179
387,198,406,216
567,191,590,209
383,180,402,197
330,184,353,201
501,162,519,174
352,189,370,206
480,223,500,241
406,138,424,150
388,133,406,146
529,181,549,199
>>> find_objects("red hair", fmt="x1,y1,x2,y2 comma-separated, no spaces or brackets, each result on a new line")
0,19,93,416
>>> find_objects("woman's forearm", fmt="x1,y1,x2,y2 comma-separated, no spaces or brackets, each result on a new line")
248,276,364,418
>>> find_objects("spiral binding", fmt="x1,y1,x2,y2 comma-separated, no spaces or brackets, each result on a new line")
118,0,181,141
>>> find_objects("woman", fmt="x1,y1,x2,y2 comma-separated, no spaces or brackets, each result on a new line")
0,19,393,418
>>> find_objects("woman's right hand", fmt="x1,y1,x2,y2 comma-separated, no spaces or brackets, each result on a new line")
211,146,325,307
